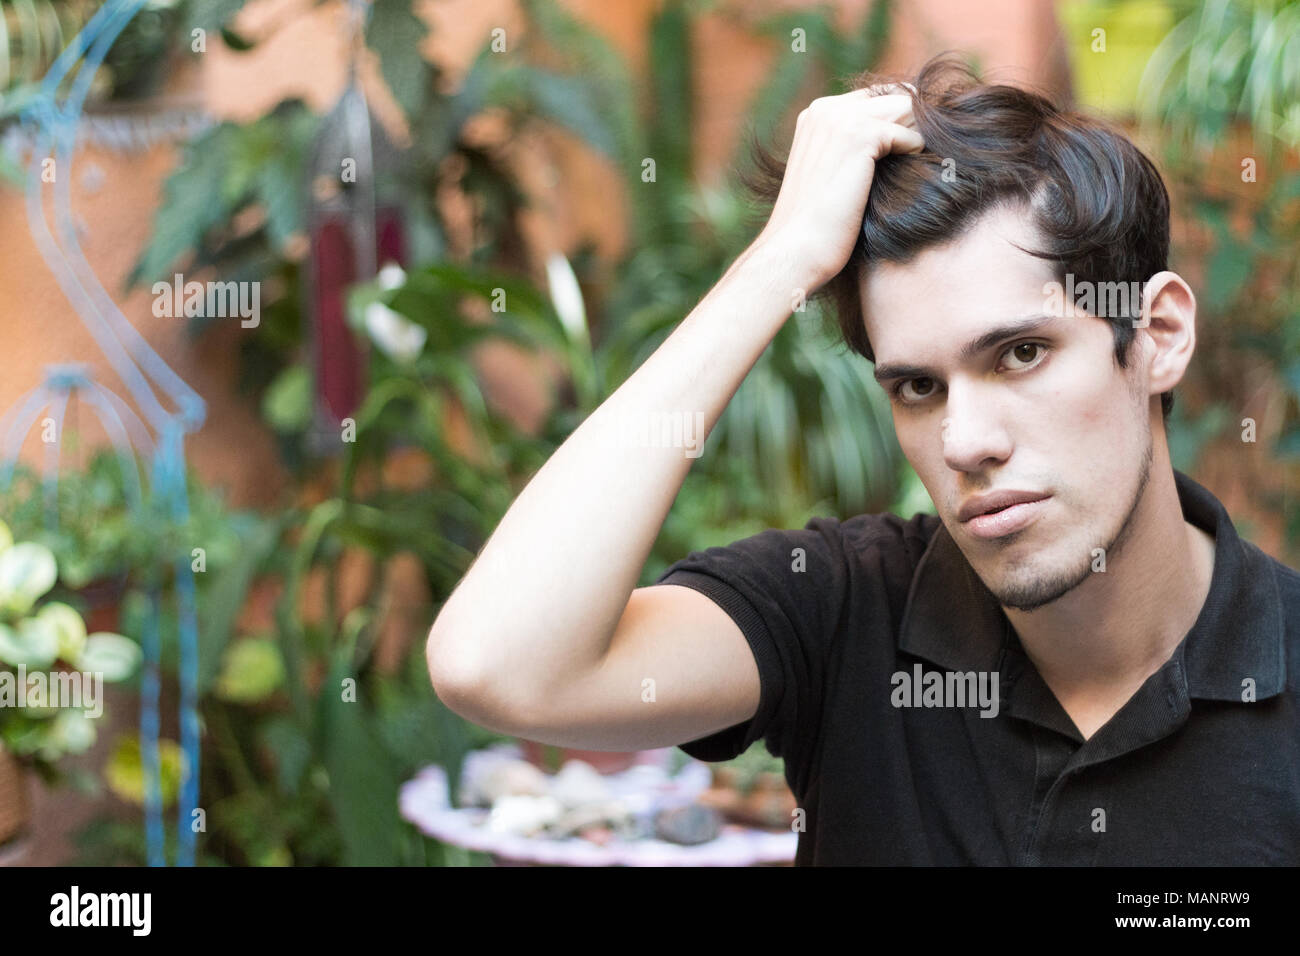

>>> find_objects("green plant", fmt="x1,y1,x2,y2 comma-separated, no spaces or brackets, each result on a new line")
0,445,249,596
710,740,786,797
124,0,623,471
0,1,243,126
1135,0,1300,560
522,0,906,526
130,0,906,521
0,447,273,856
1139,0,1300,156
190,269,547,865
0,519,139,782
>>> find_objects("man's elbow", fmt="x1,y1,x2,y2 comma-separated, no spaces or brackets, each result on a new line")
425,627,526,735
425,625,480,712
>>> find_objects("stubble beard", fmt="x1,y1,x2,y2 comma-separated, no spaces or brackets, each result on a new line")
989,432,1155,613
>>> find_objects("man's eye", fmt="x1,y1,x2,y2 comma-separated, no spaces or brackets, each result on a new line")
896,377,937,403
1003,342,1047,369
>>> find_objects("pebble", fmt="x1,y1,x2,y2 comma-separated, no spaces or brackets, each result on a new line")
654,804,722,845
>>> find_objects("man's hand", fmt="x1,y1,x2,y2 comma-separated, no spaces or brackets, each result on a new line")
757,85,924,292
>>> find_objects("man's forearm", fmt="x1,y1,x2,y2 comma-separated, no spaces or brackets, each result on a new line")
426,237,805,714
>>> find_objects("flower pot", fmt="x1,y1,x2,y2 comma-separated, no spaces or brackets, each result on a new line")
0,744,30,850
74,572,128,634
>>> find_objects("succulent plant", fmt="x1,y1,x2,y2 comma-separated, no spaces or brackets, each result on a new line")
0,519,141,775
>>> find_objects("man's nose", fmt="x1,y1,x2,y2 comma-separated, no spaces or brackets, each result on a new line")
941,384,1013,472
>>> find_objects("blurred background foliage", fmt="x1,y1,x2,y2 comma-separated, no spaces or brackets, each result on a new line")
0,0,238,115
1135,0,1300,547
0,0,1296,864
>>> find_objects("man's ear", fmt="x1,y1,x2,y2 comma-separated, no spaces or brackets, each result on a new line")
1138,271,1196,397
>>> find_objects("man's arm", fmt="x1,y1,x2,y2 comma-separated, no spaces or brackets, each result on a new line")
426,89,923,750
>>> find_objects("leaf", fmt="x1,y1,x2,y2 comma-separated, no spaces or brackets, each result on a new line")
520,0,639,162
255,103,317,250
488,65,621,160
37,601,87,663
317,654,403,865
126,124,233,287
366,0,432,120
262,365,313,433
78,633,142,683
0,619,57,668
104,734,185,808
42,710,96,760
259,716,312,795
216,637,285,704
257,151,301,249
0,541,57,616
198,515,287,695
647,1,693,178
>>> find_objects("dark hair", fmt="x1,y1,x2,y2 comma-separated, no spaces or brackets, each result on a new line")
741,51,1175,419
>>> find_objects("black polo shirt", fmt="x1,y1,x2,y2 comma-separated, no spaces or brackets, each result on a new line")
654,469,1300,864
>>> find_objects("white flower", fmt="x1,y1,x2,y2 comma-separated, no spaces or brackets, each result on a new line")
364,301,426,363
544,251,589,345
377,262,407,292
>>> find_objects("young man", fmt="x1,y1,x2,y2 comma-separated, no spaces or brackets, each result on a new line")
425,54,1300,864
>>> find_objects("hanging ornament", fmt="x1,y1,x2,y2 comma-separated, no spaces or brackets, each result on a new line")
303,0,408,454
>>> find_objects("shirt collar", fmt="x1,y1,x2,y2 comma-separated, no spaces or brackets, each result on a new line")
896,469,1287,701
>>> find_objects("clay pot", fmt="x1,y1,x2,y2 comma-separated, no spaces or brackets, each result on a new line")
0,744,30,850
72,572,128,634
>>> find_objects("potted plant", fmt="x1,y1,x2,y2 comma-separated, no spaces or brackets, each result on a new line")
0,520,141,857
0,737,27,853
0,447,247,631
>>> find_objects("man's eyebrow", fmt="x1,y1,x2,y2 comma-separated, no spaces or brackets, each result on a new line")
872,313,1060,385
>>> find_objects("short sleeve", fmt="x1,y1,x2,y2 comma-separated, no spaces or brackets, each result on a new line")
652,516,854,767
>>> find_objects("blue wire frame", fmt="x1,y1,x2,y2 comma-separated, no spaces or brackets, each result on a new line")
3,0,208,866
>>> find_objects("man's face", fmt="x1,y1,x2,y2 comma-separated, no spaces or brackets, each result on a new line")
862,202,1155,611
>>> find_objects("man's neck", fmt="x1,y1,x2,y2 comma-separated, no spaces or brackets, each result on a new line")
1003,466,1217,740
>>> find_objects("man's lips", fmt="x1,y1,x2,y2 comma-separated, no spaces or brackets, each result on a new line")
957,489,1051,524
956,490,1052,541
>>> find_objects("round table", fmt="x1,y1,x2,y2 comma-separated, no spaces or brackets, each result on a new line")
399,744,797,866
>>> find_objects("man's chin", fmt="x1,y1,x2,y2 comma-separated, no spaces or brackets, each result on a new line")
981,558,1096,613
